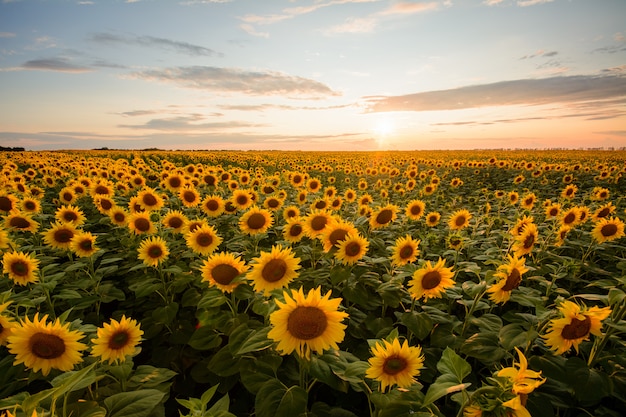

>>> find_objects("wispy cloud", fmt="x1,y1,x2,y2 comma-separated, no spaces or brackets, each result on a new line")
0,32,16,38
517,0,554,6
217,103,353,111
322,17,379,35
89,32,223,57
377,1,438,16
20,58,92,73
239,24,269,38
365,73,626,112
119,115,263,131
127,66,340,98
519,50,558,59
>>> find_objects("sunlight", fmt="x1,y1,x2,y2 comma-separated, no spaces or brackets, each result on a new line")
372,118,395,146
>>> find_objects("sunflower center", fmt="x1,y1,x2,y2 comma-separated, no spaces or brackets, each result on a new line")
410,205,422,216
108,331,130,350
422,270,442,290
289,224,303,237
134,218,151,232
94,185,109,195
601,224,618,237
561,316,591,340
204,175,216,186
183,191,196,203
287,306,327,340
10,217,30,229
10,260,29,277
79,239,93,251
315,200,327,209
30,332,66,359
311,216,328,231
329,229,349,246
376,209,393,225
262,259,287,282
383,356,408,375
563,213,576,224
0,196,13,212
212,264,239,285
54,229,74,243
100,199,113,210
168,217,183,229
196,233,213,247
293,175,302,184
266,199,279,208
113,212,126,223
206,200,219,211
62,192,74,202
501,268,522,291
169,177,182,188
142,194,157,206
597,208,610,218
247,213,267,230
549,208,558,216
523,234,535,249
63,212,78,222
148,245,163,258
399,245,414,259
345,241,362,257
24,201,37,211
455,216,467,227
236,195,249,205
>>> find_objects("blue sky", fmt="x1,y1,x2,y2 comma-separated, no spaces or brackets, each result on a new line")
0,0,625,151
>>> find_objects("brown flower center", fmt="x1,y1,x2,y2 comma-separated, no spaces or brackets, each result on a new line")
329,229,349,246
168,177,182,188
344,241,362,257
287,306,327,340
108,331,130,350
311,215,328,231
148,245,163,258
212,264,239,285
205,200,219,211
30,332,66,359
0,196,13,212
262,259,287,282
134,218,151,232
523,233,535,249
455,215,467,227
561,316,591,340
267,198,280,208
601,224,618,237
196,233,213,247
247,213,267,230
63,212,78,222
113,212,126,223
62,192,74,202
563,212,576,224
54,228,74,243
549,208,558,216
383,356,407,375
204,175,216,186
236,195,249,206
289,224,303,237
94,185,109,195
399,245,414,259
422,270,442,290
501,268,521,291
79,239,93,251
10,260,29,277
376,209,393,225
597,208,610,218
167,217,183,229
315,200,327,209
410,205,422,216
142,193,158,206
100,199,113,211
10,216,30,229
24,201,37,211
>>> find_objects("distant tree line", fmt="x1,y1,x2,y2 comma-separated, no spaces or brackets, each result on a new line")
0,146,25,152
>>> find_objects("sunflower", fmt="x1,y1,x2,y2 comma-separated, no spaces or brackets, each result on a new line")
58,187,78,205
390,234,420,267
559,207,581,229
200,252,249,293
302,210,332,239
91,180,115,197
42,221,77,250
162,210,188,233
425,211,441,227
91,315,143,364
20,196,42,214
184,218,209,234
0,208,34,233
591,187,610,201
289,172,306,188
405,199,426,221
231,189,254,211
200,195,226,217
544,203,561,219
447,233,464,251
508,191,519,205
542,300,611,354
369,204,398,229
497,347,545,395
592,202,616,221
239,206,274,235
408,258,455,301
69,231,99,258
282,205,300,221
137,236,169,267
185,224,222,256
0,302,15,345
162,173,186,192
136,187,165,212
520,193,536,210
592,217,625,244
306,178,322,193
344,188,357,202
561,184,578,199
268,287,348,360
54,205,86,226
7,313,86,376
334,233,369,265
179,186,201,208
510,215,534,237
310,197,330,211
248,246,301,295
320,219,359,252
512,223,538,257
0,193,19,213
108,207,129,226
487,255,529,304
365,338,424,392
283,218,306,243
0,228,11,250
448,209,472,230
127,212,156,235
92,195,117,214
264,196,284,212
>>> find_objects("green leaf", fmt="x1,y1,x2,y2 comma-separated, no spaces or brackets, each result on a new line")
104,389,166,417
240,355,282,394
127,365,177,390
461,332,507,364
188,326,222,351
255,380,308,417
398,311,434,340
422,347,471,407
235,327,274,355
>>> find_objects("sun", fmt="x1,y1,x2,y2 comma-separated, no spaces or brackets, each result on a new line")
372,118,395,146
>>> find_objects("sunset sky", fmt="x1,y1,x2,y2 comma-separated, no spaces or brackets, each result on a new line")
1,0,625,151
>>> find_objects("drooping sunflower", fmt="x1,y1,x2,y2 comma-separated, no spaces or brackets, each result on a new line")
448,209,472,230
248,245,301,295
127,212,156,235
283,218,306,243
510,215,534,237
487,254,529,304
592,202,616,221
408,258,455,301
7,313,87,376
497,347,546,395
54,204,86,226
239,206,274,235
405,199,426,221
369,204,398,229
200,252,249,293
425,211,441,227
320,219,359,252
0,302,15,345
42,221,77,250
302,210,333,239
390,234,420,267
268,286,348,360
91,315,143,364
185,224,222,256
512,223,538,257
137,236,170,267
592,217,625,244
334,233,369,265
365,338,425,392
162,210,188,233
542,300,611,354
3,211,39,233
136,187,165,212
69,231,99,258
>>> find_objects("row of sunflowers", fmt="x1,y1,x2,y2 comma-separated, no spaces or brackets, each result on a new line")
0,149,625,417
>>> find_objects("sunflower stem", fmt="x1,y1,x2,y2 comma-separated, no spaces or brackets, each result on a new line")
461,285,487,338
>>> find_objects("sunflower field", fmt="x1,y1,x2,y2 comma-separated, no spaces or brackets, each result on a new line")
0,149,625,417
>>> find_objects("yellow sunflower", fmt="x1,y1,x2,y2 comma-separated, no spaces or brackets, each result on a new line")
560,207,581,229
544,203,561,219
283,218,306,243
592,217,625,244
231,189,254,211
542,300,611,354
497,347,545,395
185,224,222,256
425,211,441,227
184,218,209,234
137,236,169,267
592,202,616,221
334,233,369,265
320,219,359,252
306,177,322,193
248,245,301,295
268,287,348,360
487,254,529,304
369,204,398,229
162,210,188,233
92,195,117,214
69,231,99,258
0,302,16,345
448,209,472,230
127,212,156,235
302,210,333,239
408,258,455,301
136,187,165,212
405,199,426,221
20,196,42,214
7,313,86,376
390,234,420,267
91,315,143,364
561,184,578,199
264,196,284,212
54,205,86,226
510,215,534,237
365,338,425,392
512,223,538,257
239,206,274,235
282,205,300,221
200,195,226,217
3,211,39,233
108,207,129,226
42,221,77,250
0,193,19,213
200,252,249,293
179,186,201,208
447,233,464,251
520,192,537,210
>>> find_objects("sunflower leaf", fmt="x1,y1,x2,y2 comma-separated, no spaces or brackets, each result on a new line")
422,347,471,407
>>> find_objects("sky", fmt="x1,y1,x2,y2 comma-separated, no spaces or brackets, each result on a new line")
0,0,625,151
